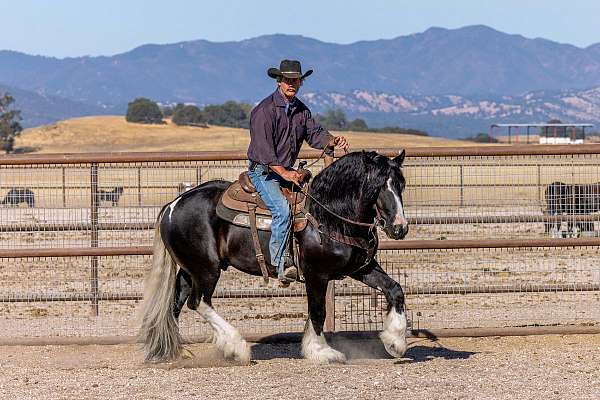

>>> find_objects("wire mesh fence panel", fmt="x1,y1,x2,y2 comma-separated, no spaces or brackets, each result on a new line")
336,247,600,332
405,154,600,240
0,255,308,339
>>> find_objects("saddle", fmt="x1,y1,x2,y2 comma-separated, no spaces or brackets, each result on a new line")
216,171,312,284
217,172,309,232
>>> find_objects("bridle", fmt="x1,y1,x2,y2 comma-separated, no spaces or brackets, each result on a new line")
298,185,384,231
297,146,388,232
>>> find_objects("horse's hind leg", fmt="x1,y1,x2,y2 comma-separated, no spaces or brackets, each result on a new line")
351,261,408,358
301,275,346,364
187,261,250,363
173,269,193,319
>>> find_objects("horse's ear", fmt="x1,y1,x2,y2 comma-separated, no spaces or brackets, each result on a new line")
392,150,406,167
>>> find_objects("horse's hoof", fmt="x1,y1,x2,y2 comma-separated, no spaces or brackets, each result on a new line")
380,331,407,358
306,348,347,364
222,338,251,364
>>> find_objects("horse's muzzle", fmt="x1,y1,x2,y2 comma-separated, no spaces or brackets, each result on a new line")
386,224,408,240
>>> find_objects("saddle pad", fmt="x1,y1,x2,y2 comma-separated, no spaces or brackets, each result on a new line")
216,200,308,232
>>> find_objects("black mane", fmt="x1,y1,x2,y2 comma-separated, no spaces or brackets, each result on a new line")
308,151,392,237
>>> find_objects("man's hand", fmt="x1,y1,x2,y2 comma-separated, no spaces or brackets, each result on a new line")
332,135,349,151
281,170,304,186
271,165,303,186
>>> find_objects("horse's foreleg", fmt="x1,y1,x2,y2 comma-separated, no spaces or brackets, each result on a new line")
351,262,408,358
302,276,346,364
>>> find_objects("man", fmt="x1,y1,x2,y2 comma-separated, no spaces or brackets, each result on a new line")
247,59,348,284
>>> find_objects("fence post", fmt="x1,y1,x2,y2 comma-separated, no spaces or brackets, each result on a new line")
537,164,542,205
62,167,66,208
196,166,202,185
137,167,142,206
459,165,464,207
90,163,99,316
323,154,336,332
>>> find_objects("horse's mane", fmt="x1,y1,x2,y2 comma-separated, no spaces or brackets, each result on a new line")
308,151,391,237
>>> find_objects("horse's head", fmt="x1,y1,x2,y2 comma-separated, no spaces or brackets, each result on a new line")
370,150,408,240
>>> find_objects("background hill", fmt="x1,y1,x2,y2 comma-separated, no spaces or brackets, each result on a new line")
0,83,112,127
15,116,477,153
2,25,600,135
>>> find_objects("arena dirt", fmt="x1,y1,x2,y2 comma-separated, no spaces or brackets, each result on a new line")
0,334,599,400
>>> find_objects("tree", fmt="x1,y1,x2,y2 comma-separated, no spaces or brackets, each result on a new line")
203,101,251,128
347,118,368,131
316,109,347,130
125,97,163,124
0,93,23,154
172,104,207,126
161,105,174,118
173,103,185,116
462,133,498,143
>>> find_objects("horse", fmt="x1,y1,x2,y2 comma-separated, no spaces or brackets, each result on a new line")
1,188,35,207
97,186,124,206
139,150,409,364
544,181,600,236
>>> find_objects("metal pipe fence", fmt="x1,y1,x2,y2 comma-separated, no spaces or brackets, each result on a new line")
1,145,599,343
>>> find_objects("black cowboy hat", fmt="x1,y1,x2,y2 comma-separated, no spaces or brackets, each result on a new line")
267,59,313,80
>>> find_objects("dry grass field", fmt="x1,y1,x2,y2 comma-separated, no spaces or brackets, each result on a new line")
16,115,482,153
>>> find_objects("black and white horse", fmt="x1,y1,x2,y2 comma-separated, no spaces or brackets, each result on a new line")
544,181,600,236
139,151,409,364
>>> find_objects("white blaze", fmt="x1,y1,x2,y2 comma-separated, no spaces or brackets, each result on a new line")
386,178,407,226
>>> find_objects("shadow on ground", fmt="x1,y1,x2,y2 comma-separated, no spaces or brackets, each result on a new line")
251,338,477,363
397,345,476,364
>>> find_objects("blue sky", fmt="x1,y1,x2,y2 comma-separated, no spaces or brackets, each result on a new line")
1,0,598,57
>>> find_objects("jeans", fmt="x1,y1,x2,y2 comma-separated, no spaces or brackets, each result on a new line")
247,163,292,278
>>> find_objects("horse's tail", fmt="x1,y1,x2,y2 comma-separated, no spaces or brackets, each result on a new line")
138,210,182,362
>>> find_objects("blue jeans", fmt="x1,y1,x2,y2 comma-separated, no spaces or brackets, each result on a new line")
247,163,292,278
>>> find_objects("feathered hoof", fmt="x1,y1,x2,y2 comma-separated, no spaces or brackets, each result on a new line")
304,346,347,364
221,335,251,364
380,331,407,358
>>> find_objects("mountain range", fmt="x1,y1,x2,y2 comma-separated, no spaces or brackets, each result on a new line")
1,25,599,136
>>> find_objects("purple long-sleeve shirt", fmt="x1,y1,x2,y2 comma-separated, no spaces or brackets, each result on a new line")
247,89,333,169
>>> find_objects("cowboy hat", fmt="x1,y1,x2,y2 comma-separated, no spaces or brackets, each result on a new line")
267,59,313,80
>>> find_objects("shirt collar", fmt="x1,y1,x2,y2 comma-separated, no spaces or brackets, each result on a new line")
274,88,296,108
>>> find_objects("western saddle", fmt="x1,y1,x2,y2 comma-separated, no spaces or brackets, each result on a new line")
216,169,311,283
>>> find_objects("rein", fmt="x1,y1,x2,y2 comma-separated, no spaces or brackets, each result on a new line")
298,185,382,230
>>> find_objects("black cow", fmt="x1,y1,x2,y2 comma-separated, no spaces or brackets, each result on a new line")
544,181,600,235
97,186,124,206
1,188,35,207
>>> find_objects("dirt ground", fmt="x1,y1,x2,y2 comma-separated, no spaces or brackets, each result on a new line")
1,334,599,400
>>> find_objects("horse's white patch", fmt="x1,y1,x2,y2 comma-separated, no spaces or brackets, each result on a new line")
167,196,182,222
379,307,407,358
301,319,346,364
386,178,408,227
196,302,250,363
